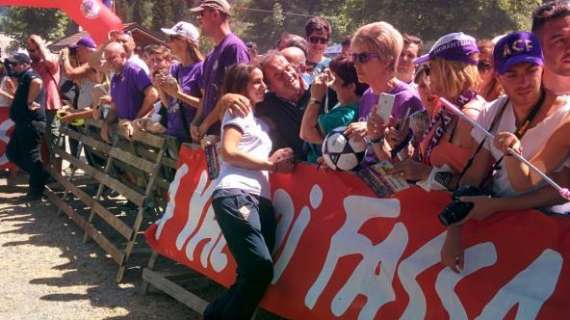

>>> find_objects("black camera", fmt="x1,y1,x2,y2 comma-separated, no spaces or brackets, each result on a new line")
438,185,484,226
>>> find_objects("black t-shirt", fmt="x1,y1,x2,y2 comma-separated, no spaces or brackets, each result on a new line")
254,90,310,160
10,68,45,124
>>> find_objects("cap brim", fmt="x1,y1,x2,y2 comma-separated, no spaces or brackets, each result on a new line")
414,54,430,65
161,28,177,35
498,56,544,74
189,6,205,13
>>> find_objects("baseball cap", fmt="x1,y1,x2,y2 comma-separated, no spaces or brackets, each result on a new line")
6,53,32,65
494,31,544,74
71,36,97,50
161,21,200,44
414,32,479,65
190,0,231,16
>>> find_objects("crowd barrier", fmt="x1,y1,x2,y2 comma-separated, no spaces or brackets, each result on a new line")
44,119,175,282
144,145,570,319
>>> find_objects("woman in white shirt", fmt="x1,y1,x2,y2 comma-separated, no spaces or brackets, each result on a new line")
204,63,295,320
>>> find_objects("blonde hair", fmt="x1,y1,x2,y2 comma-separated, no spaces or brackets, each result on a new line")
185,39,204,62
430,58,481,99
352,21,403,73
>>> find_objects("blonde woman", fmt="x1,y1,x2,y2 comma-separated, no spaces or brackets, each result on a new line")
388,33,485,183
350,22,424,163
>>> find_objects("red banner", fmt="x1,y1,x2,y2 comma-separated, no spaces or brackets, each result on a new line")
0,0,122,44
146,145,570,319
0,108,14,170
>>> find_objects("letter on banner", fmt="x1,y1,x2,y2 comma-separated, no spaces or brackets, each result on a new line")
305,196,407,320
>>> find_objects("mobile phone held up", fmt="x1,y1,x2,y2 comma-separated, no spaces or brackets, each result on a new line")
376,93,396,124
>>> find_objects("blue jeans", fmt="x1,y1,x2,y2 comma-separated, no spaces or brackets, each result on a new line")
204,189,276,320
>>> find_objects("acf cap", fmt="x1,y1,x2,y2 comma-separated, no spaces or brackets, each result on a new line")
494,31,544,74
414,32,479,65
190,0,231,16
6,53,32,65
161,21,200,44
71,36,97,50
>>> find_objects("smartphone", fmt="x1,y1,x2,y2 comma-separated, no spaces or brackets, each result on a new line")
376,93,396,123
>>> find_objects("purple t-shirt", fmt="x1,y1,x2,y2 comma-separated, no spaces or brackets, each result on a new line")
358,79,424,164
111,61,152,120
357,79,424,121
201,33,250,123
166,61,203,139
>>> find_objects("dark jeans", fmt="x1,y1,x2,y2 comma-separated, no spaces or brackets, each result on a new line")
7,121,49,195
204,189,276,320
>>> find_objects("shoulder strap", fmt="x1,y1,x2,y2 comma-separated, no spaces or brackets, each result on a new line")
456,97,510,186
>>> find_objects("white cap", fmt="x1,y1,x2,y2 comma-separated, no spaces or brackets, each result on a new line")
161,21,200,44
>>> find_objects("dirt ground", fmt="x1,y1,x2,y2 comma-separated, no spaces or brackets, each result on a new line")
0,172,199,320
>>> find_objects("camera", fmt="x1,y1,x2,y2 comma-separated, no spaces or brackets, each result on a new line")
438,185,484,226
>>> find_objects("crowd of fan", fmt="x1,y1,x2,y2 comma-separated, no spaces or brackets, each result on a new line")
2,0,570,318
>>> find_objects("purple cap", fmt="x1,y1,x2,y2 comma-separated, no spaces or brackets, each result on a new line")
494,31,544,74
414,32,479,65
71,36,97,50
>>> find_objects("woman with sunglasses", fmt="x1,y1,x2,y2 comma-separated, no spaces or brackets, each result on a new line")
204,63,295,319
387,33,484,185
349,22,424,163
477,38,503,102
157,21,204,142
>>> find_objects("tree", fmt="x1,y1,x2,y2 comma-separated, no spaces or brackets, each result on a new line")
0,7,71,50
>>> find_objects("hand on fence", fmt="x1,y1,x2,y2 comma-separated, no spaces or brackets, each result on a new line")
440,227,464,274
270,148,295,173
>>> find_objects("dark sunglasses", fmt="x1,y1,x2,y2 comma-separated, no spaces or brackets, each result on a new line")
168,35,184,41
478,60,492,72
351,52,381,64
309,36,328,45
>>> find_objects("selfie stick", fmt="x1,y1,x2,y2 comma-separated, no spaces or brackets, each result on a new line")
440,97,570,200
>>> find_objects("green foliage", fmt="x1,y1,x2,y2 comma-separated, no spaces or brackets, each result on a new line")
0,0,546,53
0,7,71,49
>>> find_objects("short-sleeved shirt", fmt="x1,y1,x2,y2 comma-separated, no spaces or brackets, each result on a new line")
32,59,61,111
357,79,424,121
306,102,359,163
255,90,311,159
110,61,152,121
472,96,570,196
10,68,45,124
166,61,203,139
216,111,273,199
358,79,424,164
201,33,250,131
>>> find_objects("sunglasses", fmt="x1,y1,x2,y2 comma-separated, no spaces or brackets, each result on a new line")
478,60,492,72
309,36,328,45
168,35,184,41
351,52,381,64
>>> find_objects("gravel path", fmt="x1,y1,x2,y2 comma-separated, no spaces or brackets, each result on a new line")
0,174,197,320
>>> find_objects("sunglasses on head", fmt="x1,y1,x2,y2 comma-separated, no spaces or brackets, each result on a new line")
351,52,381,64
309,36,328,45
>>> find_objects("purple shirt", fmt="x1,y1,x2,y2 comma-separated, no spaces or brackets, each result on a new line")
201,33,250,121
111,61,152,120
358,79,424,121
358,79,424,164
166,61,203,139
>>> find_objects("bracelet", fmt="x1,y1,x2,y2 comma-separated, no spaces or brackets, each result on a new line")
309,98,322,105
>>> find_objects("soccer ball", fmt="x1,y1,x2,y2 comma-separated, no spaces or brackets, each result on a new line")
321,126,367,171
